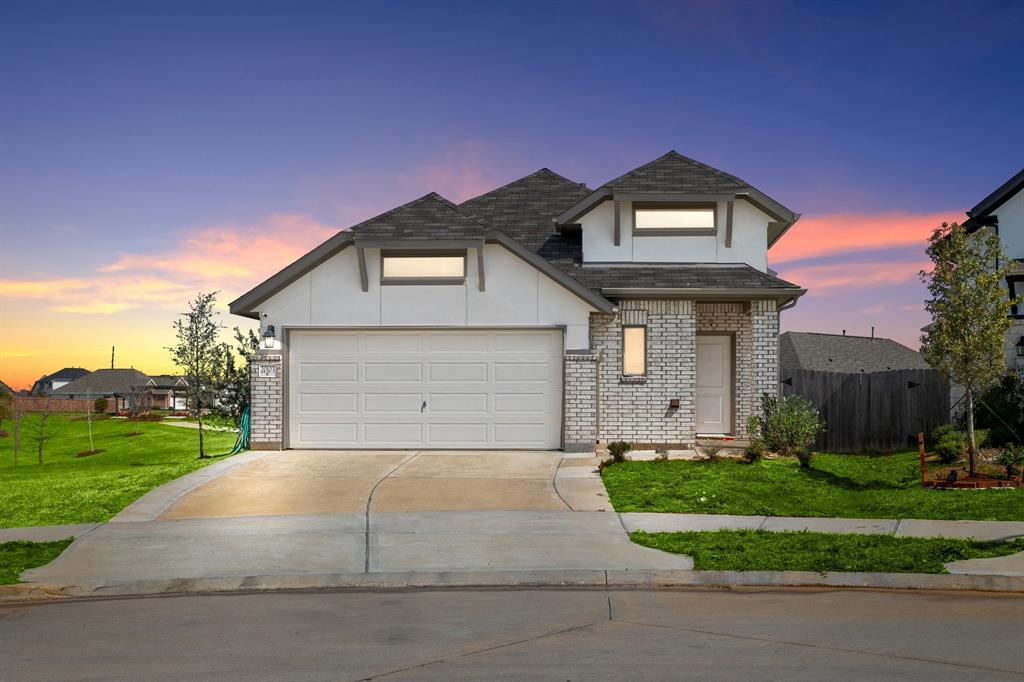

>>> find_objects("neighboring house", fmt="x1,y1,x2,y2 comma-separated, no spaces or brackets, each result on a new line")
147,375,189,410
231,151,805,451
779,331,949,452
964,167,1024,368
50,368,153,412
780,331,932,373
0,380,13,395
30,367,91,396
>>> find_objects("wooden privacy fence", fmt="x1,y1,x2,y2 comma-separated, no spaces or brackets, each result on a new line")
11,397,117,414
780,368,950,453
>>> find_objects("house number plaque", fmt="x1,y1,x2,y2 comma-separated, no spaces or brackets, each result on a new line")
257,365,278,379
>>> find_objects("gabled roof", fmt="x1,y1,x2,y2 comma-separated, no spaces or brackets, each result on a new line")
459,168,590,267
0,380,13,395
41,367,90,383
568,263,803,293
50,368,152,396
147,375,188,389
555,151,800,246
779,332,931,373
966,167,1024,230
352,192,488,244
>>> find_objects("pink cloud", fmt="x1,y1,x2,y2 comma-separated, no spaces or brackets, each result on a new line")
771,210,962,265
2,214,335,314
778,258,930,293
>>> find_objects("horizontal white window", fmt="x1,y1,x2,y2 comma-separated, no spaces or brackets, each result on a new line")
623,326,646,376
381,253,465,282
634,206,715,231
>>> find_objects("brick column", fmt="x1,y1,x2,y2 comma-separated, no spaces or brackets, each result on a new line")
563,351,598,452
250,351,283,450
750,299,780,409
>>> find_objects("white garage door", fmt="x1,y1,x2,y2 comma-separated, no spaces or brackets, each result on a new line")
288,329,563,449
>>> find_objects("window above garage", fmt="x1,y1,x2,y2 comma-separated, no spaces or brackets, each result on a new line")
633,203,717,236
381,251,467,284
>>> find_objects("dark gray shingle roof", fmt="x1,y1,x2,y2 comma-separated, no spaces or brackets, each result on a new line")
780,332,931,373
568,263,802,291
352,192,487,242
51,368,152,396
602,150,750,194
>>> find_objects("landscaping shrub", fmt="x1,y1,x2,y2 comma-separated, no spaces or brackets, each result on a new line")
757,395,824,461
971,371,1024,446
742,440,764,463
995,444,1024,469
93,397,108,414
698,441,724,462
794,449,814,468
607,441,631,463
932,425,966,464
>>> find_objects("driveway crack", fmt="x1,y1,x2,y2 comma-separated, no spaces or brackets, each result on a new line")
364,452,419,573
551,455,573,510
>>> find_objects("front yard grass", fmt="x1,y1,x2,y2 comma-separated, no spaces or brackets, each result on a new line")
602,453,1024,521
631,530,1024,574
0,539,74,584
0,414,237,527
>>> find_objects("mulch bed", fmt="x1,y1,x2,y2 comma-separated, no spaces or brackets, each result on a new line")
75,449,106,458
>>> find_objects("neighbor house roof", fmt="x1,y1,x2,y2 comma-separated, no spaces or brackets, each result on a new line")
230,152,804,317
30,367,91,395
50,368,152,396
147,375,188,389
779,332,932,373
965,167,1024,232
0,380,13,395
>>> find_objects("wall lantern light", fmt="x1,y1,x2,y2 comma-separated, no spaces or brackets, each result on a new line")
1016,336,1024,358
262,325,276,349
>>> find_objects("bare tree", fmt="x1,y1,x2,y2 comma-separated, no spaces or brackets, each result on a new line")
36,399,54,465
0,391,12,434
126,386,152,435
168,292,224,458
12,399,23,466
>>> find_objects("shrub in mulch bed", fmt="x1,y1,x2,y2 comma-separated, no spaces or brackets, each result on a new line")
75,449,105,457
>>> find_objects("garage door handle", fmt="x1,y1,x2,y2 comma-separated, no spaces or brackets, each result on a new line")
421,400,427,412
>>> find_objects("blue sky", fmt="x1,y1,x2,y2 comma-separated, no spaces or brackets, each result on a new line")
2,0,1023,387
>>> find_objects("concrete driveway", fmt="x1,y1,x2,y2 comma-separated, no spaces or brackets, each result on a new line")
160,450,573,519
25,450,690,586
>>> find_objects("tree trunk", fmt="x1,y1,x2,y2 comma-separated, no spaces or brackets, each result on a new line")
965,388,977,476
197,395,206,459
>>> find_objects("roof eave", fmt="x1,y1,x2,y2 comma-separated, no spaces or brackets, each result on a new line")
967,167,1024,219
601,287,807,303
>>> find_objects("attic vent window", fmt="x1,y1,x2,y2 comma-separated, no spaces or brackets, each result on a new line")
381,252,466,284
633,203,716,235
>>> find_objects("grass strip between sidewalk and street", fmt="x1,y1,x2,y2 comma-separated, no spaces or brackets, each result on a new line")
602,453,1024,521
631,530,1024,574
0,539,74,584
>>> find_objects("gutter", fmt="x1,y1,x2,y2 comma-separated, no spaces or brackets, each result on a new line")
600,287,807,301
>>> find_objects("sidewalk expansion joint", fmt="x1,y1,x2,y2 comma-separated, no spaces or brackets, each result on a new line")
364,452,420,573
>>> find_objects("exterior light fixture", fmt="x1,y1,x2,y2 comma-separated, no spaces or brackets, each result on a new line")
262,325,276,349
1017,336,1024,358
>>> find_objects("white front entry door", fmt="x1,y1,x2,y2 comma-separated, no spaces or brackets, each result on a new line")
288,329,563,449
696,335,733,435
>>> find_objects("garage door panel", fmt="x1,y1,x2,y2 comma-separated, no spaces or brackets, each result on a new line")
364,393,423,413
300,363,357,382
289,330,561,449
429,393,488,412
428,363,488,382
364,363,422,382
298,393,358,413
364,423,422,443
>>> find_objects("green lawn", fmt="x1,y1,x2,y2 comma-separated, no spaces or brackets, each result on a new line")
602,453,1024,521
0,539,74,584
631,530,1024,574
0,414,237,527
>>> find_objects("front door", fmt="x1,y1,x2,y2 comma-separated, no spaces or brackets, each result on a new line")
696,335,733,435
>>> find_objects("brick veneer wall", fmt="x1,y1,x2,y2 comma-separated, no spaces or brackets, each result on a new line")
250,352,283,450
584,299,780,446
590,300,698,445
563,350,599,451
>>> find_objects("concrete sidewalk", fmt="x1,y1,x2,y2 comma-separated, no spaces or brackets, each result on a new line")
620,512,1024,541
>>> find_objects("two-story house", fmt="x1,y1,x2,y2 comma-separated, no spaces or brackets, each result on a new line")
965,167,1024,369
231,151,805,451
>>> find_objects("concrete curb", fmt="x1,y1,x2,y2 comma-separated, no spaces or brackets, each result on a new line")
3,569,1022,603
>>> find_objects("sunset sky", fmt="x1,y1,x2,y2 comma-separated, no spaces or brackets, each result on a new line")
2,1,1023,390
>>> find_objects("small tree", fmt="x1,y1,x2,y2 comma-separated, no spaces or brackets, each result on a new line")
920,222,1017,475
12,400,23,465
168,292,224,459
126,386,152,435
35,399,54,465
94,396,109,414
217,327,260,426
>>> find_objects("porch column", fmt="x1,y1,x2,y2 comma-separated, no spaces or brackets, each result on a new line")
250,351,283,450
563,350,599,452
750,299,780,406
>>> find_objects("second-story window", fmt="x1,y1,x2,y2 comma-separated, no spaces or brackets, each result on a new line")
381,251,466,284
633,203,716,235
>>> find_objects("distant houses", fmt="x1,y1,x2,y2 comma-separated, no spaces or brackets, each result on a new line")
4,367,191,413
30,367,90,396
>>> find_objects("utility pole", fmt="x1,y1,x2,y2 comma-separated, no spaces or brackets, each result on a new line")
111,346,115,369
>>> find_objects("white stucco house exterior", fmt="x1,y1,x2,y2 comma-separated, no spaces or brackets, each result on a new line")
964,166,1024,369
230,151,805,451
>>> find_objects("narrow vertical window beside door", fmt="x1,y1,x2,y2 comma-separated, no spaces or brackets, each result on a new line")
623,326,646,376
